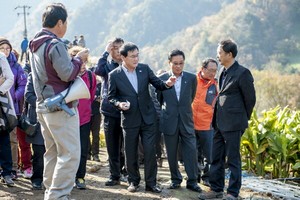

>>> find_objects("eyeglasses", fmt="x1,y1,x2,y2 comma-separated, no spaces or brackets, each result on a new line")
204,68,217,73
0,47,11,52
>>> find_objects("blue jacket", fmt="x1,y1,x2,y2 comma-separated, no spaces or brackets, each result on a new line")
21,38,28,52
7,53,27,115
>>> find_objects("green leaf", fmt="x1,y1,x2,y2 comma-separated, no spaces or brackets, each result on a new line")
292,162,300,170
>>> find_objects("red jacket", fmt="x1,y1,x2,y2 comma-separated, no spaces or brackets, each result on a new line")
192,71,217,130
78,70,97,126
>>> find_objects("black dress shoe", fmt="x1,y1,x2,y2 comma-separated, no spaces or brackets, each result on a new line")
127,183,139,192
186,184,202,192
202,179,211,187
169,182,181,189
93,155,100,162
105,179,120,186
145,185,162,193
32,182,43,190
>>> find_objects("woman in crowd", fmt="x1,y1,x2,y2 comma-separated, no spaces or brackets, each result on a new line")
24,69,45,190
69,46,96,189
0,37,30,179
0,49,15,186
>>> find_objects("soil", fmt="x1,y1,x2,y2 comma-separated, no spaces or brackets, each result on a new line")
0,148,275,200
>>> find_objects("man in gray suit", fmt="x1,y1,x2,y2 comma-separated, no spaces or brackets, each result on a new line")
107,42,176,193
157,49,201,193
199,39,256,200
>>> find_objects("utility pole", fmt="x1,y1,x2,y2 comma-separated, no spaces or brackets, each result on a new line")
15,5,31,38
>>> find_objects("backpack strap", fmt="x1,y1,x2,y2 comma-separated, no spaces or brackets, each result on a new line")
43,39,60,72
38,38,60,100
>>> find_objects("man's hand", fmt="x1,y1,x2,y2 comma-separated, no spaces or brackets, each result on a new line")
105,41,113,54
76,48,89,63
118,101,130,111
166,75,177,87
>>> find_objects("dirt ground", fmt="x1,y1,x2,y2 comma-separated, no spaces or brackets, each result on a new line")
0,148,275,200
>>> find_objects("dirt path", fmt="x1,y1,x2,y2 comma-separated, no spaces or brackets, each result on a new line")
0,148,281,200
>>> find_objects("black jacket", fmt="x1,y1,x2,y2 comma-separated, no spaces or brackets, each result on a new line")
91,82,101,115
157,71,197,135
25,73,44,145
212,61,256,132
108,63,169,128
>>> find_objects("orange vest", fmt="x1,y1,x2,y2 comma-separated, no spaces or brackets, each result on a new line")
192,72,218,130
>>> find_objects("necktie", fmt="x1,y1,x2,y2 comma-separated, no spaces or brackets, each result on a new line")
220,70,227,89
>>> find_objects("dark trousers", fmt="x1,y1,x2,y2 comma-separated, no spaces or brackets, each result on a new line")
209,129,242,197
195,129,213,181
164,119,198,186
123,121,157,187
88,113,101,156
20,50,27,62
104,116,125,180
0,131,13,176
138,136,144,164
31,144,46,184
76,122,91,179
155,120,163,159
177,138,183,162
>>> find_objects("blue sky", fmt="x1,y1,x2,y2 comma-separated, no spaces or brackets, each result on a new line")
1,0,85,51
1,1,83,36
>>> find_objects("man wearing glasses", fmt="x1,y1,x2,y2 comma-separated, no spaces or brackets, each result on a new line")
108,42,176,193
192,58,218,187
157,49,202,193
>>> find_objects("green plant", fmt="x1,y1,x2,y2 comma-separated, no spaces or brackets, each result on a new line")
241,106,300,178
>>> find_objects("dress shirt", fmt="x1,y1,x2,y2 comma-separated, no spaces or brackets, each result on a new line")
122,65,138,93
173,72,183,101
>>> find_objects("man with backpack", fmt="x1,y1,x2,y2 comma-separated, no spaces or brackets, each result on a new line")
29,3,88,200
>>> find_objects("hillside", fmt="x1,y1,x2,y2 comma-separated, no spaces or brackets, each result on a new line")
141,0,300,72
68,0,231,53
4,0,300,73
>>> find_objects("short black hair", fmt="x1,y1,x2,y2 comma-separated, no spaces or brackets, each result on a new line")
112,37,124,44
168,49,185,61
42,3,68,28
119,42,139,57
219,39,238,58
202,58,218,68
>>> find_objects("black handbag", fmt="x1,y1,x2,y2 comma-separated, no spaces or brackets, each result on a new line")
0,66,18,133
18,102,39,137
0,92,18,133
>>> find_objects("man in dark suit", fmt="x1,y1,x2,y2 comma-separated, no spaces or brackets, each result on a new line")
94,38,127,186
107,42,176,193
157,49,201,193
199,39,256,200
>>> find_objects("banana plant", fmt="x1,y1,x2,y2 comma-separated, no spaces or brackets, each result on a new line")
241,106,300,178
242,109,270,176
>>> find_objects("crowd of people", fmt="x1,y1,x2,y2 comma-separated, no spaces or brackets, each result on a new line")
0,3,256,200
